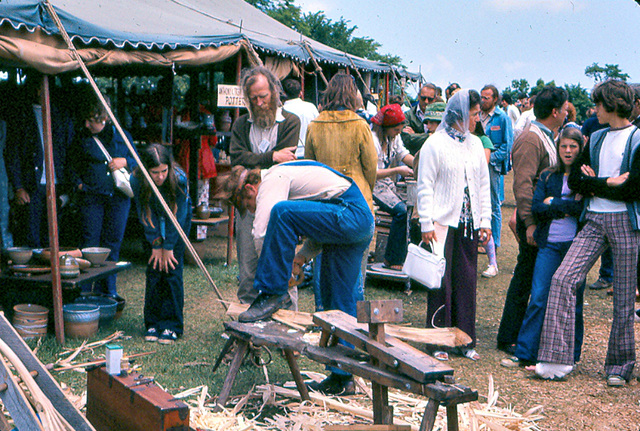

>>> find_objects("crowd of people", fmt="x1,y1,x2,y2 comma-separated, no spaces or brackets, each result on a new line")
1,66,639,393
219,66,640,394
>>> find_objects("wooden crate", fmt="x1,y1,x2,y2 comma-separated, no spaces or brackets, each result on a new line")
87,367,189,431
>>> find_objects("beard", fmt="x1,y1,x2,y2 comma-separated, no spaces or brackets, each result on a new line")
251,101,277,129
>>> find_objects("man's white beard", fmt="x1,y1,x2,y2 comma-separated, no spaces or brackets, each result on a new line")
252,103,277,129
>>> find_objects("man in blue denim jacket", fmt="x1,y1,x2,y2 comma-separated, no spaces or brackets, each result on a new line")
480,85,514,277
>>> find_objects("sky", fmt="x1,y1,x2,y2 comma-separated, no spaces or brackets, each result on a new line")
294,0,640,97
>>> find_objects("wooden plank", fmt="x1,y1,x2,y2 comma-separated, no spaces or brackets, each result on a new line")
225,303,472,349
384,326,472,349
223,320,307,352
313,310,452,383
0,354,44,431
357,300,403,324
305,345,427,395
419,399,440,431
0,312,95,430
225,303,314,328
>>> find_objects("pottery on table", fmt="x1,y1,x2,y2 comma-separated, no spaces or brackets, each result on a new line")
37,247,82,263
81,247,111,266
59,254,80,279
5,247,32,265
210,206,224,218
195,203,210,219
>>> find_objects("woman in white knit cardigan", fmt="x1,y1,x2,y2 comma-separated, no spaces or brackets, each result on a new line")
416,89,492,361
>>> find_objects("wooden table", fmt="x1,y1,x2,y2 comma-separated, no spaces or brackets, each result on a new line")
0,261,132,341
0,261,132,290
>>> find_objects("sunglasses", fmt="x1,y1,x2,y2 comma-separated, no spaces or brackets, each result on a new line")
420,96,435,102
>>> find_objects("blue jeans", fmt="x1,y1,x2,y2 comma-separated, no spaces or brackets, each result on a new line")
515,241,585,363
599,246,613,282
313,253,365,311
489,167,503,247
81,192,131,296
254,183,373,318
144,236,186,335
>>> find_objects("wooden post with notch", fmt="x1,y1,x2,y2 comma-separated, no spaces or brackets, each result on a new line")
356,299,403,425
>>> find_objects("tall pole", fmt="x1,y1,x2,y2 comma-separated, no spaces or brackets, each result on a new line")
41,75,64,344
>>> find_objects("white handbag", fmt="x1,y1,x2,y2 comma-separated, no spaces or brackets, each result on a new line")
93,137,134,198
402,241,446,289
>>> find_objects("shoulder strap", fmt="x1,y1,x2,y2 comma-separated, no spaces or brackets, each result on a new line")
92,136,112,162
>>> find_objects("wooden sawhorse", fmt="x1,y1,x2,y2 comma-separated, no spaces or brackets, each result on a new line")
214,300,477,430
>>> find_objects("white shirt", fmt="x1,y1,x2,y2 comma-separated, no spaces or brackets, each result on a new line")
507,104,521,129
283,98,319,158
514,109,536,139
253,163,350,253
589,127,634,213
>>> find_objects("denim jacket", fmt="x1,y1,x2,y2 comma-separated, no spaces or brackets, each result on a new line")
486,106,514,175
532,170,583,248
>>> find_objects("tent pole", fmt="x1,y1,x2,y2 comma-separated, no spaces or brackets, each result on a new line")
346,56,369,96
301,42,328,87
41,75,65,345
43,1,229,311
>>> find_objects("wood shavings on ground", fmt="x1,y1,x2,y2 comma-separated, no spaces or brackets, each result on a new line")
177,375,543,430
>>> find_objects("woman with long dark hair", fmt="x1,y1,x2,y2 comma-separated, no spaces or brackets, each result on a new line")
132,144,191,345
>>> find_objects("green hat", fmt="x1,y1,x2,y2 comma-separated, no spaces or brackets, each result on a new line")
423,102,446,122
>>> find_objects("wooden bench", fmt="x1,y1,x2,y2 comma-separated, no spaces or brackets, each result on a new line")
214,300,477,431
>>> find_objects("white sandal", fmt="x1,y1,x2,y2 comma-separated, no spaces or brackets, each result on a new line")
463,349,480,361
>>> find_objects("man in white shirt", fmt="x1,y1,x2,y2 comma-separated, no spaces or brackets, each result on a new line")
501,93,521,129
282,79,319,158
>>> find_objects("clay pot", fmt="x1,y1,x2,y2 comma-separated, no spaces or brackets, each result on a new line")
59,254,80,279
75,296,117,327
81,247,111,266
5,247,32,265
13,304,49,339
37,247,82,263
195,203,210,220
63,304,99,338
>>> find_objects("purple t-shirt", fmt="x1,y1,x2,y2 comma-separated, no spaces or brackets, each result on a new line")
547,175,578,243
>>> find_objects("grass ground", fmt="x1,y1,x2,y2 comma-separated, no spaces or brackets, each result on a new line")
24,173,640,430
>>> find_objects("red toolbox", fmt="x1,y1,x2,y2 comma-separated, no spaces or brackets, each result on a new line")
87,366,190,431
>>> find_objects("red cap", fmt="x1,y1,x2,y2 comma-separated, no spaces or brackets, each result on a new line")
371,104,406,127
